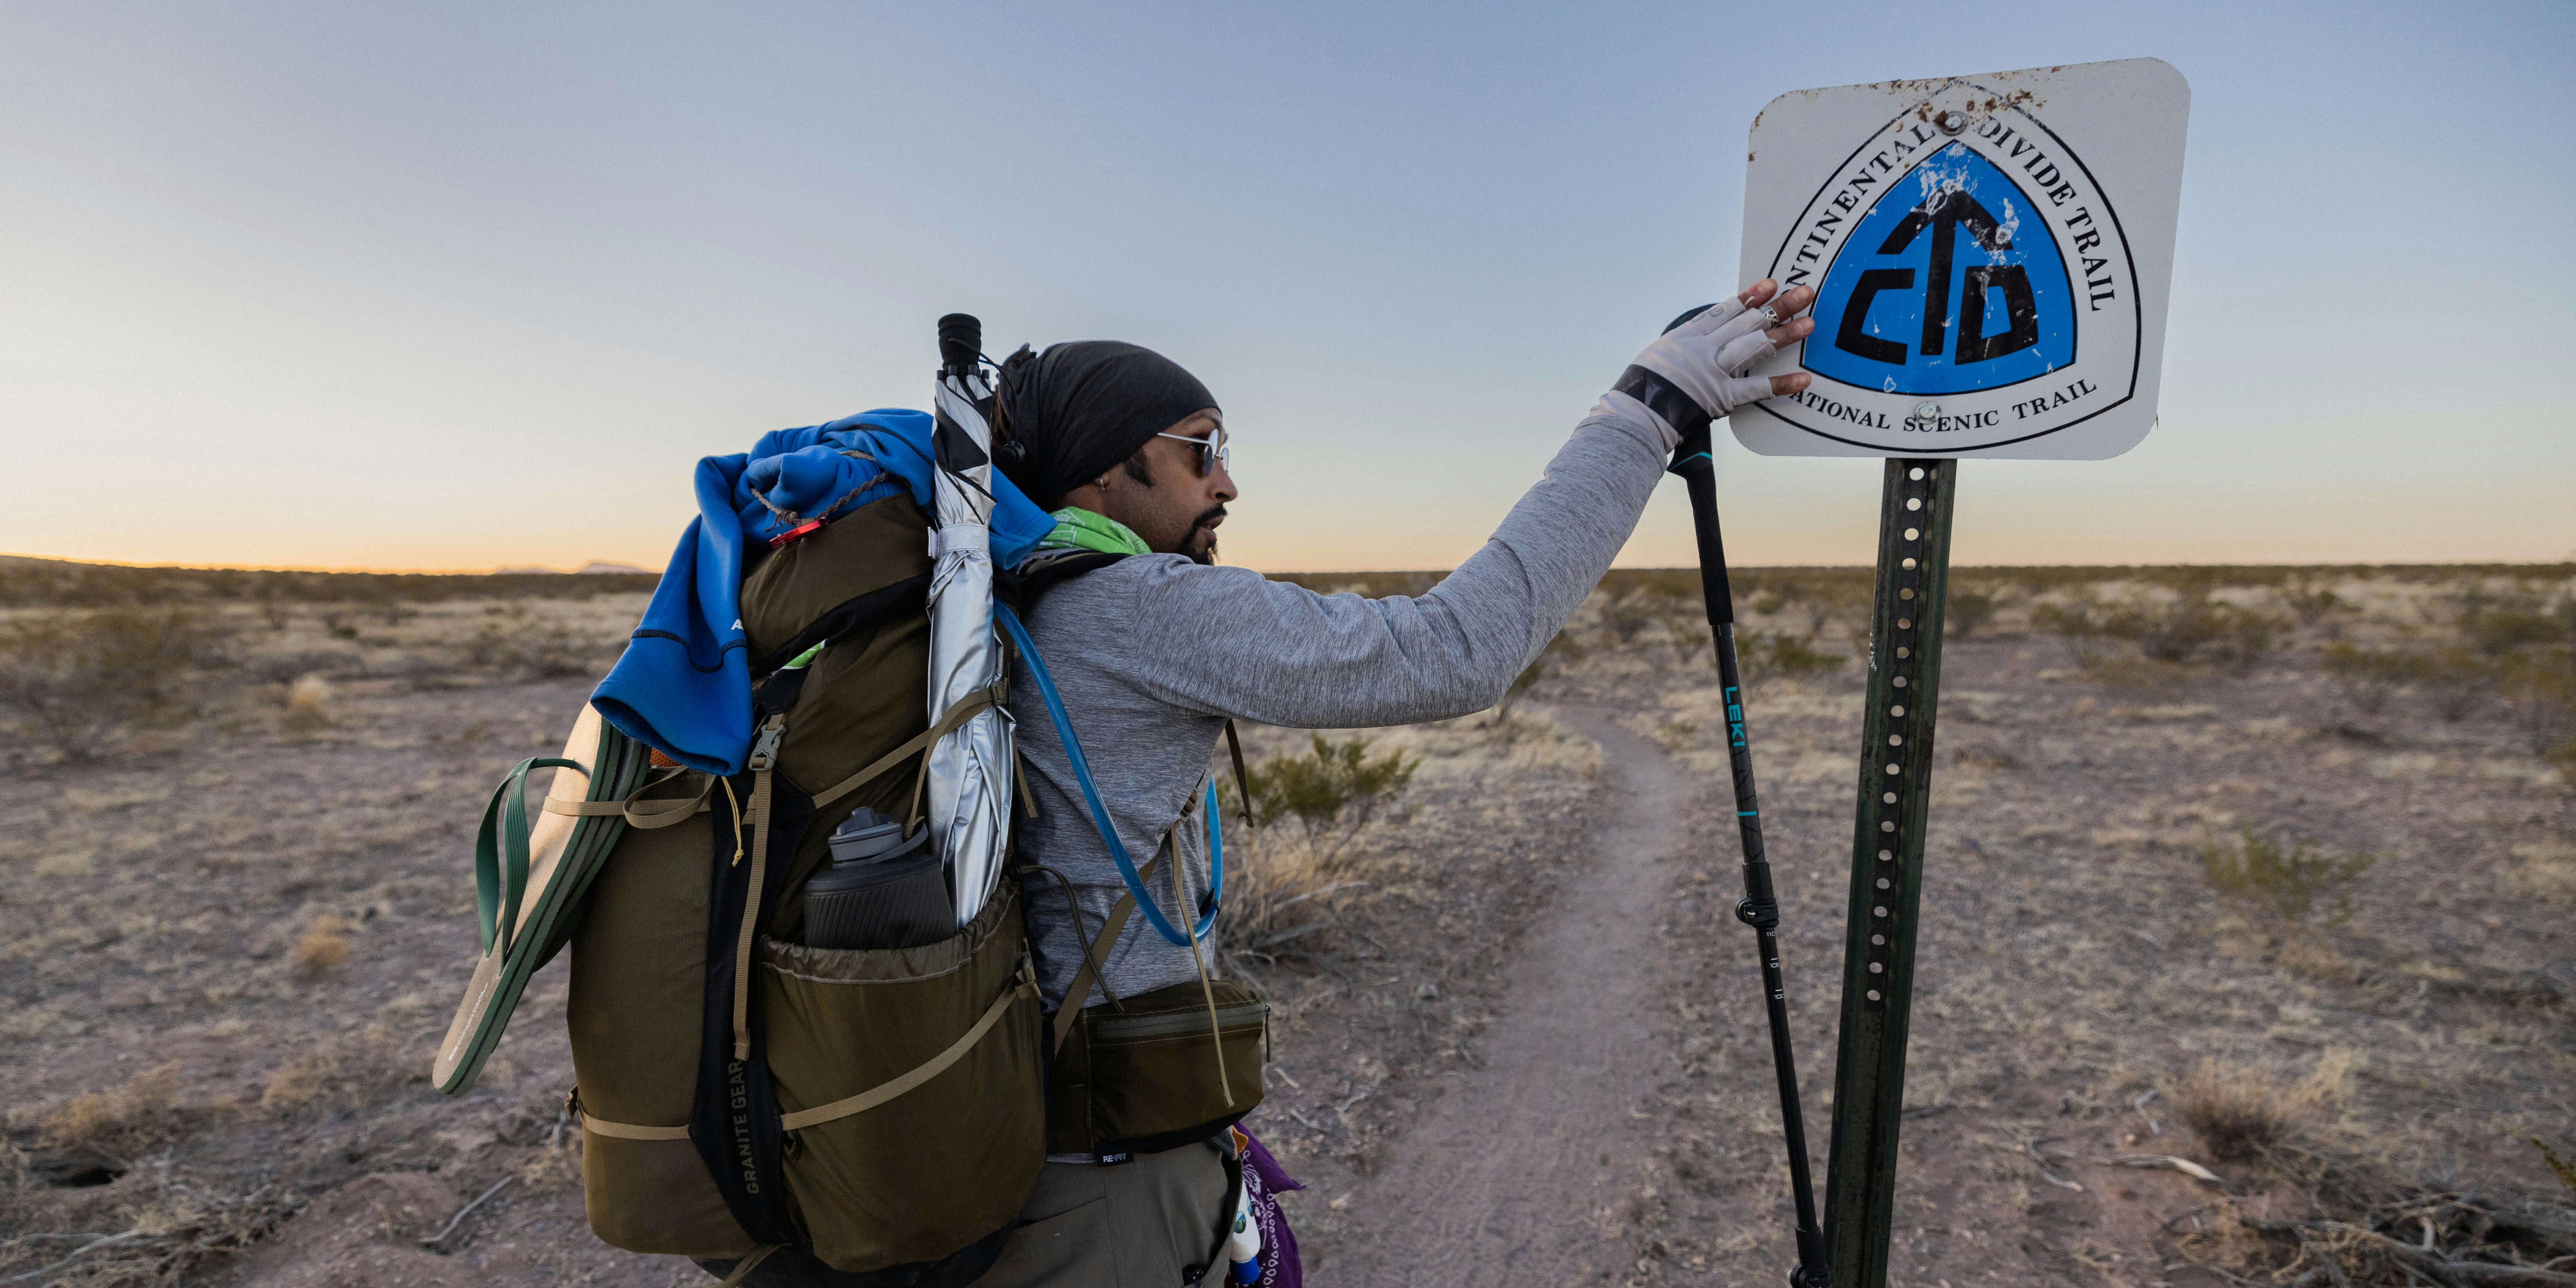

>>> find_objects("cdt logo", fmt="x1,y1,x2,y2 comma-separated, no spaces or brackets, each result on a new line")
1806,143,2076,396
1737,71,2163,456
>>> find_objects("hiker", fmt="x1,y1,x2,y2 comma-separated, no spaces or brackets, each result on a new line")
978,279,1815,1284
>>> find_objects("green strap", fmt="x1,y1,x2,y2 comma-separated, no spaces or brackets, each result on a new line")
713,1246,782,1288
473,756,587,957
1050,848,1164,1056
779,977,1038,1130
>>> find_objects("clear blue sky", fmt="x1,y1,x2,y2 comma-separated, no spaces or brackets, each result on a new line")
2,1,2567,571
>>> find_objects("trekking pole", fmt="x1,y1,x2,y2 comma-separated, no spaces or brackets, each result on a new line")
1658,316,1828,1288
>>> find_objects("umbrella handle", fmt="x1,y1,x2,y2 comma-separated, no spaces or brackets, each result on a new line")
938,313,983,378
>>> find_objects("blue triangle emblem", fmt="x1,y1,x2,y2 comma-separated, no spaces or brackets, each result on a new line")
1804,142,2077,396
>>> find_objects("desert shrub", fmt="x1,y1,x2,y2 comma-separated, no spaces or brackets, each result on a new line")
1593,590,1658,647
1492,632,1581,724
2275,575,2344,625
465,620,610,679
1492,659,1548,723
2196,608,2285,674
2417,645,2495,722
2038,587,2283,675
1746,590,1784,616
1739,630,1844,680
2112,588,2284,672
293,914,352,976
2031,597,2115,667
39,1063,195,1156
2320,642,2421,716
1238,734,1420,869
2539,1138,2576,1206
249,647,363,685
2545,740,2576,792
261,1022,418,1112
255,587,294,631
2173,1050,2354,1169
1943,586,1998,639
2175,1059,2295,1164
2081,654,2194,697
0,608,217,759
284,673,333,732
1656,596,1711,660
2200,829,2377,927
1797,580,1873,637
2502,651,2576,755
2453,589,2567,656
1216,835,1369,968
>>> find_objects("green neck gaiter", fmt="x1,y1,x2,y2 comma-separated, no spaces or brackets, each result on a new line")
1035,507,1151,557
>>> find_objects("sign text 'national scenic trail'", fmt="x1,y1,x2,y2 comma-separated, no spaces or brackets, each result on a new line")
1733,59,2189,459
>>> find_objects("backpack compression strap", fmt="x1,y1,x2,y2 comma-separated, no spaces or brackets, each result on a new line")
473,756,587,957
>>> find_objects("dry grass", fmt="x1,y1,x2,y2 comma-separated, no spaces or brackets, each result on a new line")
36,1063,195,1157
283,672,333,732
260,1021,419,1112
2171,1052,2352,1165
292,914,354,977
2200,829,2380,928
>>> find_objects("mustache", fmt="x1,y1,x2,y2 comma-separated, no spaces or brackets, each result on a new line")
1187,505,1226,566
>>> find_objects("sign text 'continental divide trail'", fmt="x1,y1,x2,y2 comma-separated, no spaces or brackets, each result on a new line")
1731,60,2189,460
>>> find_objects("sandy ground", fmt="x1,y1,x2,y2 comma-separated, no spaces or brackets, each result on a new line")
5,570,2573,1287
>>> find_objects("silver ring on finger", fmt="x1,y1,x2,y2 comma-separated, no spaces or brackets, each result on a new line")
1757,305,1782,328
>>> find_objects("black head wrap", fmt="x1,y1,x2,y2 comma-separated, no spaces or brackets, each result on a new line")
994,341,1217,511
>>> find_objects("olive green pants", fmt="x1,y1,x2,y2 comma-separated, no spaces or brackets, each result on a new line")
695,1139,1230,1287
970,1141,1232,1287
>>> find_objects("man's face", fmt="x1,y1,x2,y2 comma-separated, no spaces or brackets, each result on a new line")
1092,409,1236,564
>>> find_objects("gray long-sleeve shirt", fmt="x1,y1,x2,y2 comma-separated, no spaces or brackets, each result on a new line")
1010,406,1672,1014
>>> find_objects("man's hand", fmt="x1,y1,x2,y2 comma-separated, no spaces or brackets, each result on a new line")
1605,280,1816,449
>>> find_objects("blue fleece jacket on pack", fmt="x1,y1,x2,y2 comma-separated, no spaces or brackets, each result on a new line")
590,408,1052,776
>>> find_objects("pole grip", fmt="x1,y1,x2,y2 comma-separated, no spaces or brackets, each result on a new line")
936,313,982,377
1669,440,1737,628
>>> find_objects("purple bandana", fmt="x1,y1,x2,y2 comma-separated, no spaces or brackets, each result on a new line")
1233,1129,1305,1288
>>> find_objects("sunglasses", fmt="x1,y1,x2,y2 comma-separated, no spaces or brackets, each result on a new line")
1154,424,1230,477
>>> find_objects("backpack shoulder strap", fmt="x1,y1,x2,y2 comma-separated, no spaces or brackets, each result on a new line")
1010,548,1130,606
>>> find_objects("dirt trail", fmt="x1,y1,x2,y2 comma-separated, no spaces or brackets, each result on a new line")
1327,707,1687,1286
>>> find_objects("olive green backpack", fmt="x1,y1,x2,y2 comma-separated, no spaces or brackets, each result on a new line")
442,491,1043,1286
439,499,1268,1287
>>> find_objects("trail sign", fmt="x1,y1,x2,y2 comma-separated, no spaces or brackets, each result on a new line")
1733,59,2189,459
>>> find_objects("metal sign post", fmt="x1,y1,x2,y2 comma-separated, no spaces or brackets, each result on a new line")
1714,59,2187,1288
1820,459,1956,1288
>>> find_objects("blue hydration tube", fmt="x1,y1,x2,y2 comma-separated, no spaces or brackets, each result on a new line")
997,604,1221,946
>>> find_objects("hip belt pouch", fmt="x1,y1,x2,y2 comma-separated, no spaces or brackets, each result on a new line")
1048,980,1268,1156
759,880,1046,1273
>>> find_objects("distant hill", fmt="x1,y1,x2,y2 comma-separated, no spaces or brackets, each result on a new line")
492,561,652,576
0,554,658,609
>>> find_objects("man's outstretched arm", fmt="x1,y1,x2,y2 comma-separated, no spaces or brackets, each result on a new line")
1107,283,1817,730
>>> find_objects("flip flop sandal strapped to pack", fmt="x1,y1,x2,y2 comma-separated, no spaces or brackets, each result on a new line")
433,704,655,1095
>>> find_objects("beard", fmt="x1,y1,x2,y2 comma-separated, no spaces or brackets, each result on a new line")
1184,505,1225,566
